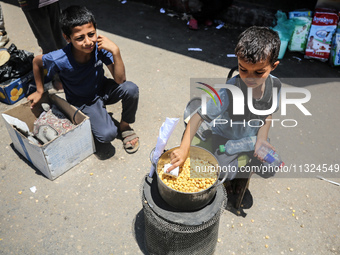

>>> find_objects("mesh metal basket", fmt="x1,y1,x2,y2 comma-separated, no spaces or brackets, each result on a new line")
141,175,226,255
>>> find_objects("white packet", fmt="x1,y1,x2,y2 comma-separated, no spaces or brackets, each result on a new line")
163,163,179,178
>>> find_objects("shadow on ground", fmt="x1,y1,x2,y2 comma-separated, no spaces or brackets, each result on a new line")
132,210,148,255
10,143,49,179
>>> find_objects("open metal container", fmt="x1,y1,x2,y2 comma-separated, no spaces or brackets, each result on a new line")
154,146,227,211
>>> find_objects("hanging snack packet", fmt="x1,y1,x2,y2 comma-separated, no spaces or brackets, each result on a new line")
305,9,338,62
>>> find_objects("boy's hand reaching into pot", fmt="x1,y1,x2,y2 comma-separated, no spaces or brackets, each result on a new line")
167,147,188,172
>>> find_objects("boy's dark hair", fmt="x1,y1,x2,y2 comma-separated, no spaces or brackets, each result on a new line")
60,5,97,38
235,26,280,66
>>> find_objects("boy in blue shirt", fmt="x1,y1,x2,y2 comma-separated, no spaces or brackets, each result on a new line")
168,26,281,194
28,5,139,154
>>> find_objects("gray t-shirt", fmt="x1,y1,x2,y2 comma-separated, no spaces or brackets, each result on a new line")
198,74,281,140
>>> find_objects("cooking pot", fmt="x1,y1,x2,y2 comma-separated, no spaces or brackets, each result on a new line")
151,146,227,211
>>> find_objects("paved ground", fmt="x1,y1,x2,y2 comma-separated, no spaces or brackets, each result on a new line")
0,0,339,254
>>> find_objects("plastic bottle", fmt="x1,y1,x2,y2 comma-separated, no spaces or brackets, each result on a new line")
256,144,284,168
219,136,257,155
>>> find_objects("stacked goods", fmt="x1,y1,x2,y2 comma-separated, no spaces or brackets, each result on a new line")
288,16,313,52
330,11,340,66
305,9,339,61
288,10,313,19
330,34,340,66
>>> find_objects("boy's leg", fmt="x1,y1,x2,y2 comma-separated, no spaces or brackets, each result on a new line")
0,4,4,32
247,154,276,178
210,134,238,195
102,79,139,124
101,79,139,151
211,134,239,180
22,3,65,53
46,2,67,50
79,97,118,143
0,4,9,47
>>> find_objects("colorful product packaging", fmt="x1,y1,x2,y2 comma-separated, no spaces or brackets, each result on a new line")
288,17,312,52
0,71,34,104
330,11,340,66
288,10,313,19
330,33,340,66
305,9,339,61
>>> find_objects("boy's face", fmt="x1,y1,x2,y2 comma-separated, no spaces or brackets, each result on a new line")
238,58,279,89
64,22,97,54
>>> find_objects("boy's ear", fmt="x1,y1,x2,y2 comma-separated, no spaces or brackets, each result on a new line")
271,61,280,71
63,33,71,43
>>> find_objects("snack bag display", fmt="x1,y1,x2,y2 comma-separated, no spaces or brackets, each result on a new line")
288,17,312,52
305,10,339,61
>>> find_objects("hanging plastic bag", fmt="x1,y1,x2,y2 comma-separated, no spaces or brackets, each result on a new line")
272,11,295,39
149,118,179,177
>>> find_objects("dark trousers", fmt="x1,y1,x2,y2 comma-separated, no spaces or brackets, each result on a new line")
0,4,5,32
22,2,67,53
79,80,139,143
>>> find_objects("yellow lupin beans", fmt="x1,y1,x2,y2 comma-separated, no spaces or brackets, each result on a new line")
158,158,217,193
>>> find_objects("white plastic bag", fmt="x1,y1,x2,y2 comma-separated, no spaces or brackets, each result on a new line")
149,118,179,177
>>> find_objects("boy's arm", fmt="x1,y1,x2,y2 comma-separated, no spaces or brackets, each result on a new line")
97,35,126,84
254,115,275,160
27,55,45,108
167,113,203,171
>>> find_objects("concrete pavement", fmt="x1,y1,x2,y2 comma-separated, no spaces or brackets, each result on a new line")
0,0,339,254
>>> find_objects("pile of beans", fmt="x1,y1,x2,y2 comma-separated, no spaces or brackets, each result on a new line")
158,158,217,193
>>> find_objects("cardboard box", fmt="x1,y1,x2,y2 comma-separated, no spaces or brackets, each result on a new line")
0,71,34,104
1,93,95,180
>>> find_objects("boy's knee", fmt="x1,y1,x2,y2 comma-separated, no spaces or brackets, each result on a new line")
95,128,118,143
124,81,139,98
256,162,277,178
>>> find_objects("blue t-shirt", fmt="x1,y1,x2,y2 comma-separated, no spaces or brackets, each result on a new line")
42,43,114,106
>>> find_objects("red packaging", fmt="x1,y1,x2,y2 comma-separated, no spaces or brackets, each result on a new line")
305,10,339,61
